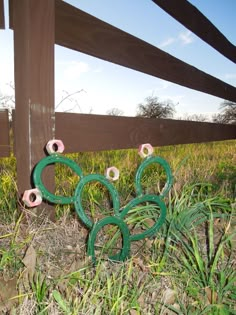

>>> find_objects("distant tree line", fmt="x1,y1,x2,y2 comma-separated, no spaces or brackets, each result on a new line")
1,86,236,124
135,96,235,124
212,101,236,125
136,96,175,119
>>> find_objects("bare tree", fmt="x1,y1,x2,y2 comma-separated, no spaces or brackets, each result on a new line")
178,113,209,122
136,96,175,119
0,84,93,119
212,101,236,124
106,107,124,116
55,89,89,113
0,83,15,120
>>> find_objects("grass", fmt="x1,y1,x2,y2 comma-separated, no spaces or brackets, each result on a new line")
0,140,235,314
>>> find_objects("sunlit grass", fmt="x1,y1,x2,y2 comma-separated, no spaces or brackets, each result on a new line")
0,140,235,314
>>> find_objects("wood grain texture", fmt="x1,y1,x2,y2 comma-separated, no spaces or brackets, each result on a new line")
0,0,4,29
152,0,236,63
13,0,55,218
54,0,236,103
55,113,236,153
0,110,10,157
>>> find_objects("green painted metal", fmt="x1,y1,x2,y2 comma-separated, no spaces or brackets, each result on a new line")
33,155,83,204
31,143,173,263
135,156,173,198
74,174,120,229
119,194,167,241
87,216,131,264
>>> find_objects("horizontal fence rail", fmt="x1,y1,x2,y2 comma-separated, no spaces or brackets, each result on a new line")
55,113,236,153
1,111,235,157
152,0,236,63
0,110,11,157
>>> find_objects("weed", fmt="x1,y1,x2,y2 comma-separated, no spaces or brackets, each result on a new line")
0,140,235,314
30,271,49,314
171,210,236,313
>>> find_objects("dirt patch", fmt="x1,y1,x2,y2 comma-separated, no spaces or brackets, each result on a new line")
0,277,18,312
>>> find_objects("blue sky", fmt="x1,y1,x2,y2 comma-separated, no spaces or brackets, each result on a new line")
0,0,235,117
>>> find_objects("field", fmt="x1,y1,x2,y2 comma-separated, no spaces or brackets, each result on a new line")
0,140,235,314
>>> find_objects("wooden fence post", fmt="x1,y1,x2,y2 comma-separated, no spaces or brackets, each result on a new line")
0,0,5,29
0,110,10,157
13,0,55,219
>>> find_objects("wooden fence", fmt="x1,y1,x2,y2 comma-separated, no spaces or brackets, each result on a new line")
0,0,235,217
0,111,235,156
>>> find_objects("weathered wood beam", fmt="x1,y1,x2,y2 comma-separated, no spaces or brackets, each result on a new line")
55,113,236,152
0,0,5,29
0,110,10,157
152,0,236,63
13,0,55,218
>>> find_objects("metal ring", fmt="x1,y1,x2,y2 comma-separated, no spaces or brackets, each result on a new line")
87,216,130,264
33,155,83,204
119,194,166,241
135,156,173,198
74,174,120,229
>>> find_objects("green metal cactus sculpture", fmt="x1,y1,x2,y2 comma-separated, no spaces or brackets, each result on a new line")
23,140,173,264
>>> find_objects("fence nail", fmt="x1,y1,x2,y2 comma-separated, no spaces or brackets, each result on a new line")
46,139,65,155
138,143,154,158
22,188,43,207
105,166,120,181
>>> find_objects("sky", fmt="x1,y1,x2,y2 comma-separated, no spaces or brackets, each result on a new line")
0,0,235,118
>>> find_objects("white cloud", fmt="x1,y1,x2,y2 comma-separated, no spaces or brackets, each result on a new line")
93,67,103,73
0,62,14,95
159,94,185,104
63,61,90,80
146,81,173,94
159,37,176,48
178,30,194,45
159,30,194,49
224,73,236,80
156,81,173,91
